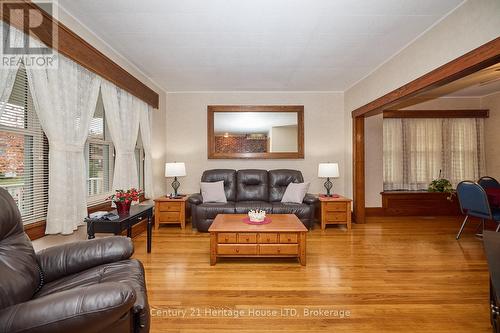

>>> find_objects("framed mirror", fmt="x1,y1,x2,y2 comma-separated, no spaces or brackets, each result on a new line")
208,105,304,159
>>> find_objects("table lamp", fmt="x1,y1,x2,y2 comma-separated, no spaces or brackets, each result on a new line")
318,163,339,197
165,162,186,196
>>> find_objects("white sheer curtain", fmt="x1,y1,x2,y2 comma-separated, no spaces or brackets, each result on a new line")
101,80,141,191
26,53,101,234
0,22,24,117
383,118,484,191
139,103,154,198
383,119,404,190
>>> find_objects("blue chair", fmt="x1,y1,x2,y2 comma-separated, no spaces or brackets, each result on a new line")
478,176,500,190
456,180,500,240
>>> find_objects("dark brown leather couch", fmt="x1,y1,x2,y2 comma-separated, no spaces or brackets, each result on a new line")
0,188,149,333
188,169,318,232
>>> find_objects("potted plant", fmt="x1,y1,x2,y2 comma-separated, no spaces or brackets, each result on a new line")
428,171,455,201
108,188,143,215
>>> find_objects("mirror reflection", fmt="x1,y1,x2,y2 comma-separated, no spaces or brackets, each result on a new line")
213,112,298,154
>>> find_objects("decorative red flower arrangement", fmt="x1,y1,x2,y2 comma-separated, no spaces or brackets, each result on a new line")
107,188,143,215
108,188,143,203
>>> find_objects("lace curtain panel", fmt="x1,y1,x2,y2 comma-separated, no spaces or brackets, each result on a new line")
383,118,485,191
139,104,154,199
26,51,101,234
0,22,24,117
101,80,141,191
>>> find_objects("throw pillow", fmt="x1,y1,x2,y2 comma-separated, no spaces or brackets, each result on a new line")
281,182,310,204
201,181,227,203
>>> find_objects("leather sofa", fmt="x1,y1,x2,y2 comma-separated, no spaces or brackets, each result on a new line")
0,188,149,333
188,169,318,232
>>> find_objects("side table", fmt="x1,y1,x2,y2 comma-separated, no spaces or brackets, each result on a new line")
154,196,188,229
318,195,352,230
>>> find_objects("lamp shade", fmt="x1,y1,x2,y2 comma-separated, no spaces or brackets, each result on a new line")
165,162,186,177
318,163,339,178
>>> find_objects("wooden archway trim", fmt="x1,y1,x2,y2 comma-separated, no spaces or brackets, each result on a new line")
351,37,500,224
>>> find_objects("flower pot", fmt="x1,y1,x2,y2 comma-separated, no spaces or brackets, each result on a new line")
115,201,131,215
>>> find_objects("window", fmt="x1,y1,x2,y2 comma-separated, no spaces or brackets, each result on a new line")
383,118,485,191
135,130,145,191
0,65,48,225
85,92,114,205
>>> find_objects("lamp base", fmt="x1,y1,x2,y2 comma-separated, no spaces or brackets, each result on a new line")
323,177,333,197
171,177,180,196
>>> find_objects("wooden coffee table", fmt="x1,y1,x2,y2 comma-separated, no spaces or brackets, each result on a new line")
208,214,307,266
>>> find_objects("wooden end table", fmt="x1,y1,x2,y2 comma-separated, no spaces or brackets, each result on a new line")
318,195,352,230
208,214,307,266
154,196,187,229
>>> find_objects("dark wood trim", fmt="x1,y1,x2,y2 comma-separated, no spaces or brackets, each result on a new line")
24,220,46,240
383,109,489,118
380,191,461,216
353,116,365,223
207,105,305,159
352,37,500,118
1,1,159,108
365,207,385,217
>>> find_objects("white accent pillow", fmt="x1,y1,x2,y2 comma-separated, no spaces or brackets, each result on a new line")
201,181,227,203
281,182,310,204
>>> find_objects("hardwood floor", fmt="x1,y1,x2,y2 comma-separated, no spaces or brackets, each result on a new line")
132,216,491,333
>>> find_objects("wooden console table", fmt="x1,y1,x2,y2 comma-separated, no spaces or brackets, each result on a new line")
86,204,153,253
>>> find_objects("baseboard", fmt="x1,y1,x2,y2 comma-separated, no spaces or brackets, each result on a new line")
365,207,385,216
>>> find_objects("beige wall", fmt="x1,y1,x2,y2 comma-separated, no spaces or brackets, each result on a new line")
165,92,345,195
56,5,168,197
270,125,298,153
482,92,500,179
364,97,482,207
345,0,500,199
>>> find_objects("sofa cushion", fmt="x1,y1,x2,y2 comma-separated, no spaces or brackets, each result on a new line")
34,258,149,330
201,181,227,203
271,202,312,220
0,188,41,310
236,169,269,202
235,201,273,214
201,169,237,201
281,182,310,203
194,202,236,220
269,169,304,202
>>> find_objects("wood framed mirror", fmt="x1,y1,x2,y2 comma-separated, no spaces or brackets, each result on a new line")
208,105,304,159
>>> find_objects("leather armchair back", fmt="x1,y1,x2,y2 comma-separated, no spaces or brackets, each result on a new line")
201,169,237,201
0,188,41,310
236,169,269,202
268,169,304,202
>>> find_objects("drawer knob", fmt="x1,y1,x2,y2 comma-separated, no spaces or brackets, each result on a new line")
246,238,249,242
287,238,291,242
235,248,239,253
266,238,270,242
225,238,228,242
277,248,281,253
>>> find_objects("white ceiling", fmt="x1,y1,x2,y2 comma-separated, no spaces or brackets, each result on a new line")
58,0,464,92
214,112,297,134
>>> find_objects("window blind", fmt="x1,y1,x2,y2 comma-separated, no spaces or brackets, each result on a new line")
86,93,114,205
0,66,49,225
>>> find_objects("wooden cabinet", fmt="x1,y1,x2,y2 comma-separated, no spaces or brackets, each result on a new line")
318,195,352,230
154,196,187,229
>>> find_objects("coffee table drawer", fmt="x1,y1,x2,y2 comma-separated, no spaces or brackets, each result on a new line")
325,212,347,222
259,244,298,255
158,212,179,222
258,233,278,243
158,202,181,212
218,233,237,243
217,244,258,255
325,202,346,212
279,233,298,243
238,233,257,243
